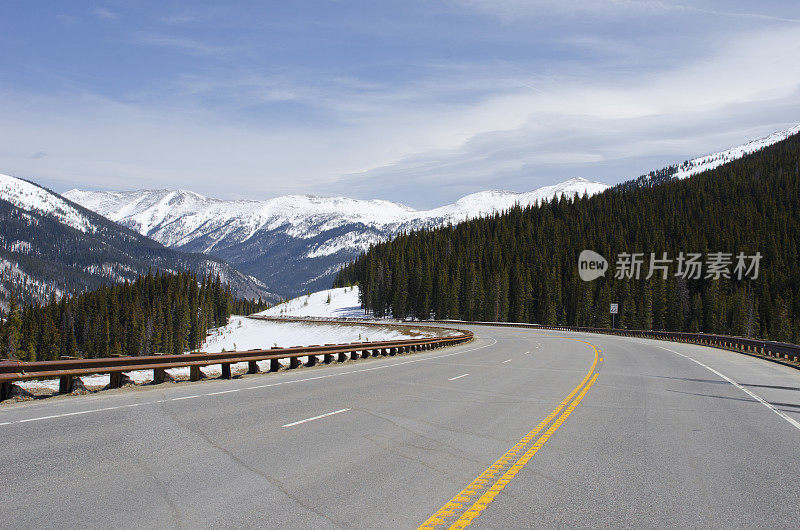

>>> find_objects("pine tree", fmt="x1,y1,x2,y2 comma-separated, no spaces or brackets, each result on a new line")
1,294,22,359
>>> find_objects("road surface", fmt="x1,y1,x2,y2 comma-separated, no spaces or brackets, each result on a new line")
1,324,799,528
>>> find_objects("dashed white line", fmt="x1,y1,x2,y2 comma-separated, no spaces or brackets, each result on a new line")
502,359,512,364
657,345,800,432
448,373,470,381
282,408,351,428
0,338,499,427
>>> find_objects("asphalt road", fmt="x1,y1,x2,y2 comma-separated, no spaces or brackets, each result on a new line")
1,324,799,529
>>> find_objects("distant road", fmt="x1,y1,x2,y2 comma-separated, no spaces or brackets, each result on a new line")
1,324,799,528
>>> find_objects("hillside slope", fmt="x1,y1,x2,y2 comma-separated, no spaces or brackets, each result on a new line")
336,131,800,343
0,173,277,310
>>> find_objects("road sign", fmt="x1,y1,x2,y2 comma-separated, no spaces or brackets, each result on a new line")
610,303,618,314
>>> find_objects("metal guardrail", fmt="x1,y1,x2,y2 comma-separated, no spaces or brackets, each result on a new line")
0,327,473,402
427,319,800,367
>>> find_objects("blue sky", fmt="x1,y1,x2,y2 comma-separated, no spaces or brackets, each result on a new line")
1,1,799,208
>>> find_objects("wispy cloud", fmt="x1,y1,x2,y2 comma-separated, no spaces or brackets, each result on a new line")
3,1,800,207
129,32,233,55
450,0,800,23
57,14,78,25
93,7,118,20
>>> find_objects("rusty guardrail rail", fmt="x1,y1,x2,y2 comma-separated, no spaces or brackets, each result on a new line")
0,327,473,402
428,319,800,367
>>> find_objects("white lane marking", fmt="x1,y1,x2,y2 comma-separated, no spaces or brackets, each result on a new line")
524,351,530,354
282,408,351,428
502,359,512,364
171,395,201,401
657,345,800,432
448,373,470,381
0,338,499,427
11,399,171,424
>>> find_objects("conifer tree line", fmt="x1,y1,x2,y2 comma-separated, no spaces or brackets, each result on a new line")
0,270,270,361
335,132,800,343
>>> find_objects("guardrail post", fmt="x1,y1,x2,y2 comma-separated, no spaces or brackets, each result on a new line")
338,352,348,362
389,348,396,356
323,344,335,364
59,375,74,394
270,359,281,372
349,350,359,360
290,356,301,369
190,366,203,382
248,361,260,374
221,363,232,379
306,355,317,367
1,381,11,402
109,371,123,389
153,368,167,384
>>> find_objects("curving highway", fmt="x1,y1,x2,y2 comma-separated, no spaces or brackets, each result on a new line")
1,324,799,528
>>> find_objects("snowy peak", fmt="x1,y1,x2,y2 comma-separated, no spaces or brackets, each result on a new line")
451,177,606,209
65,176,610,246
1,173,94,233
65,177,610,296
673,124,800,179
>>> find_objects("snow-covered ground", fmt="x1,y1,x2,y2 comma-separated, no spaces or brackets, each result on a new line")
204,314,418,351
258,286,369,319
15,292,442,395
672,124,800,179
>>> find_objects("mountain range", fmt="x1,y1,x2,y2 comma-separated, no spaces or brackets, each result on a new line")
2,124,796,309
65,178,609,296
0,173,276,311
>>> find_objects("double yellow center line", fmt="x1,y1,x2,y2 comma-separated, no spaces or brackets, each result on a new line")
419,338,602,529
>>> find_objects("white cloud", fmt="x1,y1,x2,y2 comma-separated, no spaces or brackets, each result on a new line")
93,7,118,20
449,0,800,23
129,32,232,55
0,23,799,207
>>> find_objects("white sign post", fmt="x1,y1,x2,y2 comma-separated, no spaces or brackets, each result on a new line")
610,303,618,329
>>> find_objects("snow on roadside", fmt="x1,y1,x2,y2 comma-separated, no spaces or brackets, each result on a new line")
257,286,369,319
203,315,416,351
15,309,441,393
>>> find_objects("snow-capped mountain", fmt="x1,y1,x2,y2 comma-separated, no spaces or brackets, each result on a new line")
1,172,95,233
0,172,276,311
65,177,608,297
672,125,800,179
619,124,800,191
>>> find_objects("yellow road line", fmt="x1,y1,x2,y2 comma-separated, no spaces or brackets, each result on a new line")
450,373,599,529
419,338,600,530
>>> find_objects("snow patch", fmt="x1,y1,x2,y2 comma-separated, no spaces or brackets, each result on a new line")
258,287,367,319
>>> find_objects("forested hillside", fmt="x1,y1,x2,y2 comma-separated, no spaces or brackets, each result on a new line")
335,132,800,343
0,270,269,361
